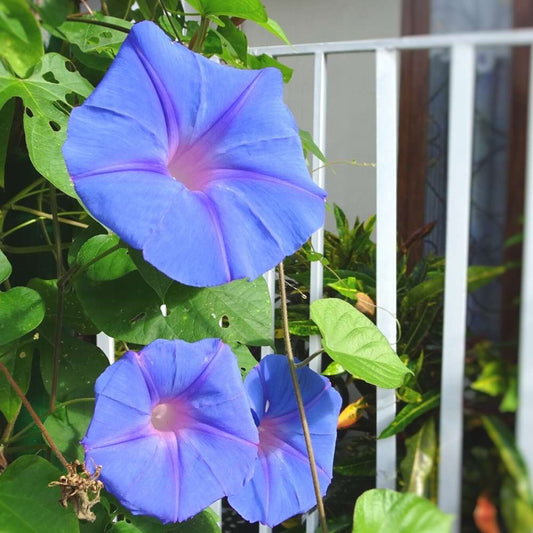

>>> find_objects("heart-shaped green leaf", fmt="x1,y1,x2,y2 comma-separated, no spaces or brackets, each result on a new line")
352,489,452,533
311,298,410,388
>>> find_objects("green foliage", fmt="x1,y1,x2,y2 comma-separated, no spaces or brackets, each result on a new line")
0,53,93,196
352,489,452,533
0,248,12,282
75,269,273,346
0,455,80,532
399,418,436,497
0,286,45,345
0,0,44,77
311,298,411,388
379,391,439,439
110,509,221,532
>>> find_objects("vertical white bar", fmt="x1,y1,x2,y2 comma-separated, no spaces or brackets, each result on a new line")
375,48,399,490
306,51,327,533
437,44,475,529
258,269,276,533
96,333,115,364
517,46,533,491
209,500,222,529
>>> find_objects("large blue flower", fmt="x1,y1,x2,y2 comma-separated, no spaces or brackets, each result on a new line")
63,21,325,287
82,338,259,523
228,355,342,527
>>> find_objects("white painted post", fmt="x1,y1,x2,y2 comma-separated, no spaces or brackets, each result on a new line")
306,50,327,533
437,44,476,531
375,48,399,491
258,268,276,533
516,46,533,491
96,333,115,364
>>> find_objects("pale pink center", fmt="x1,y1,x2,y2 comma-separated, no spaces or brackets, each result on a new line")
167,143,213,192
151,401,190,433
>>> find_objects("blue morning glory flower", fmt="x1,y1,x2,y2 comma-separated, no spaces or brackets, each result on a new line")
82,338,259,523
63,21,325,287
228,355,342,527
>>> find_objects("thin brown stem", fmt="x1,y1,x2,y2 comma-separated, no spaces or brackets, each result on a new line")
278,262,329,533
295,348,325,369
0,360,68,468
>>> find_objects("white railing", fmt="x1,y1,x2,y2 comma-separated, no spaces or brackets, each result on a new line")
97,27,533,533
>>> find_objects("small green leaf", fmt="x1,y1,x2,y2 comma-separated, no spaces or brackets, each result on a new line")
44,402,94,462
0,286,44,345
0,0,44,77
255,17,290,45
400,418,436,497
77,234,136,281
216,16,247,63
500,375,518,413
311,298,411,389
0,53,93,197
322,361,345,376
379,391,439,439
397,386,423,404
471,361,507,397
0,249,12,283
247,54,293,83
328,277,359,300
0,99,15,187
288,319,320,337
300,128,326,162
0,341,32,422
186,0,267,22
0,455,80,532
501,475,533,533
352,489,452,533
482,415,533,504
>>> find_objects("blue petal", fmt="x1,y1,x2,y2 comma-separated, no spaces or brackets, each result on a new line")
74,170,180,249
142,189,232,286
228,355,342,527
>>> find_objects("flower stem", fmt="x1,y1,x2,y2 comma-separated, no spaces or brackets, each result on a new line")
0,360,69,468
278,262,329,533
49,185,65,414
190,15,210,52
11,205,88,229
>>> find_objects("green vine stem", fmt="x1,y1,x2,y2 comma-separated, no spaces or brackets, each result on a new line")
278,262,329,533
0,359,69,468
295,348,325,369
190,15,210,52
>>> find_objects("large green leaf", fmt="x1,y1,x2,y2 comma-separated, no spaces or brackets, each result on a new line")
0,54,93,196
0,0,44,77
28,278,98,334
352,489,452,533
0,286,45,345
111,508,220,532
44,402,94,462
400,418,436,497
0,248,11,283
0,340,33,422
75,271,272,346
482,416,533,504
379,391,439,439
186,0,267,22
38,328,109,402
0,455,79,532
311,298,410,388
